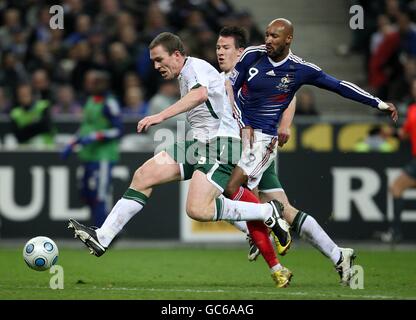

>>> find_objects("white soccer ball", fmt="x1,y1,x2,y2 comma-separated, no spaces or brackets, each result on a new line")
23,236,59,271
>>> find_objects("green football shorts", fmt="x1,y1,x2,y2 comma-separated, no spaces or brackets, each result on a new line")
258,160,284,193
164,137,241,192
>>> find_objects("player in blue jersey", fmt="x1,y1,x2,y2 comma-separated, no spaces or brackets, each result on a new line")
225,19,398,285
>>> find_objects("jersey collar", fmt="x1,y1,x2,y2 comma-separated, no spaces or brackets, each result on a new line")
267,50,292,67
178,56,190,80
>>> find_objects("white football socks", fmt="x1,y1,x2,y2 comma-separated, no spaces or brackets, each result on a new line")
96,198,143,247
228,221,249,234
299,215,341,265
216,197,272,221
270,263,283,273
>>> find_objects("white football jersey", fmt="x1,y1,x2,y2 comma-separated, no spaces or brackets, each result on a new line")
177,57,240,142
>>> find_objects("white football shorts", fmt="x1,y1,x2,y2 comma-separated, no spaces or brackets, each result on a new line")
237,130,278,190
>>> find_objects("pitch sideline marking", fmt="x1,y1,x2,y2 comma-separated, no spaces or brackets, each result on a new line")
4,285,414,300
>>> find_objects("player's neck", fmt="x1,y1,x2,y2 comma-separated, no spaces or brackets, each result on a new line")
269,49,290,63
268,50,291,67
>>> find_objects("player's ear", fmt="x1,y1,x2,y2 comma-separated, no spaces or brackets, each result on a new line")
173,50,183,58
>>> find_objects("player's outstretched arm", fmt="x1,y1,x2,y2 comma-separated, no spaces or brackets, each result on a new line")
137,86,208,132
309,70,398,123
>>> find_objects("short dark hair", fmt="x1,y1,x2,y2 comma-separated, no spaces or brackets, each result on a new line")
149,32,186,56
219,26,248,49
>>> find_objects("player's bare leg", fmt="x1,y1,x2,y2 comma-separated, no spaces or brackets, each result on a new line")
185,170,222,221
388,172,416,242
68,151,182,256
260,190,356,285
187,170,292,287
185,170,274,222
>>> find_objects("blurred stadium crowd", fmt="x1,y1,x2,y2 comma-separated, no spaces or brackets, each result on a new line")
0,0,263,122
344,0,416,109
0,1,416,127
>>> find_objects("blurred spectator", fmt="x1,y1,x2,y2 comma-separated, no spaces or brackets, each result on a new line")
142,2,171,44
0,8,22,51
27,6,53,45
203,0,235,32
64,14,92,46
69,41,96,93
95,0,120,39
26,41,54,73
295,89,319,116
116,11,135,35
148,80,187,130
122,86,149,119
62,0,85,36
119,25,144,59
124,72,142,89
167,0,196,31
370,15,395,54
369,11,416,101
10,83,55,147
180,25,217,65
236,10,264,45
354,125,395,152
0,87,11,114
51,85,82,117
397,13,416,57
385,0,403,22
31,69,53,101
108,42,135,101
0,51,28,98
48,29,66,61
8,26,28,60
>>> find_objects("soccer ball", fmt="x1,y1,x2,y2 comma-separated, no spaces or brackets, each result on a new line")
23,236,59,271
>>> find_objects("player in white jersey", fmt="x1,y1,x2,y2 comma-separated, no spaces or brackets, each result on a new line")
68,32,293,288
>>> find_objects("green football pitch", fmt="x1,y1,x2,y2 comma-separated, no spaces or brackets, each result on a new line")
1,246,415,300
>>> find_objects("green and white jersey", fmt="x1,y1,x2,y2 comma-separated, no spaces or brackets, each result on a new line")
178,57,240,142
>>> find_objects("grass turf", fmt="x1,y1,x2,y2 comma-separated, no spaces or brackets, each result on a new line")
1,246,415,300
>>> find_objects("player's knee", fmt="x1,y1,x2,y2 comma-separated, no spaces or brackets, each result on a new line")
186,203,203,221
282,204,297,225
132,166,153,189
389,183,402,198
132,166,144,182
224,184,238,198
186,200,212,222
157,151,174,164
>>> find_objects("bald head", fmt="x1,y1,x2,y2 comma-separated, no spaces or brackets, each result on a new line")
268,18,294,37
265,18,294,62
